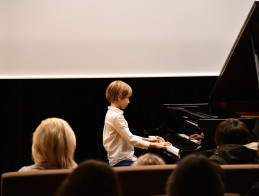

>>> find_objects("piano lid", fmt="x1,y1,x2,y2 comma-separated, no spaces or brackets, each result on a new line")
209,1,259,112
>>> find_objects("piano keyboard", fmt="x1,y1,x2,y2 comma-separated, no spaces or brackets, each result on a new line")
161,133,199,150
166,145,180,157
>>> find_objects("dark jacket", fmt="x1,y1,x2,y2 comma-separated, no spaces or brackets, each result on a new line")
201,144,257,165
246,181,259,196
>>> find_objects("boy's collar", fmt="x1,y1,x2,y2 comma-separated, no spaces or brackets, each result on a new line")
108,106,124,114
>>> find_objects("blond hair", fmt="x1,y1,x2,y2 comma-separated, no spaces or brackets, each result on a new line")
133,153,165,166
105,80,132,103
32,118,77,168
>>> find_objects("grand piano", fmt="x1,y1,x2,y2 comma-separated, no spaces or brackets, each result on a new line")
145,1,259,162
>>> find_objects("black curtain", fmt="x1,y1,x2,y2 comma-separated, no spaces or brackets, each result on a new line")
0,77,217,175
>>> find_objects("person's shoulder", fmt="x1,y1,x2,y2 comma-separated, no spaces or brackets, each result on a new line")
246,181,259,196
219,144,244,150
107,107,123,118
18,163,57,171
209,154,227,165
108,106,123,113
212,144,257,164
18,164,39,172
216,144,252,155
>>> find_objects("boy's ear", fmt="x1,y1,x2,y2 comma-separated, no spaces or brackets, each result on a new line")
117,94,123,100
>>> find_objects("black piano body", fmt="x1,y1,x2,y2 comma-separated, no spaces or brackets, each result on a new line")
145,1,259,162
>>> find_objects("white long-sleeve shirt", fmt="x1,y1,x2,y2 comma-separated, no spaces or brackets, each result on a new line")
103,106,150,166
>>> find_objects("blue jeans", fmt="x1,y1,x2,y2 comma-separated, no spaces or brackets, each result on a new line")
113,160,134,167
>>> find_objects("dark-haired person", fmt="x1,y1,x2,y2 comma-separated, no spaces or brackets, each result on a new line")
201,118,257,164
56,159,121,196
166,154,225,196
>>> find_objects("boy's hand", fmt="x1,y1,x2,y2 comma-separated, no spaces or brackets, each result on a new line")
143,136,165,143
155,136,165,142
149,136,165,142
150,141,172,149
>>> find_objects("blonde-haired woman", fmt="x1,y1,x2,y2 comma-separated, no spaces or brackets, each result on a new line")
19,118,77,171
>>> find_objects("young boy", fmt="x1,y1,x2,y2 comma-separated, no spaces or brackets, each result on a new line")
103,80,171,167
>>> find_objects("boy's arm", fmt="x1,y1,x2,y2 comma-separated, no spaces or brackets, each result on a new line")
111,115,150,149
111,114,170,149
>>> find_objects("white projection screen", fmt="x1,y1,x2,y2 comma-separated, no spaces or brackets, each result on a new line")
0,0,255,78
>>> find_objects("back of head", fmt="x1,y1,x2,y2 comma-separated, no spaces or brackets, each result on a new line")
133,153,165,166
105,80,132,103
56,159,121,196
215,118,253,146
32,117,77,168
166,154,225,196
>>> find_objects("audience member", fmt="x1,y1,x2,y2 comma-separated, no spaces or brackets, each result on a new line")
252,119,259,159
166,154,225,196
19,117,77,171
245,119,259,196
201,118,257,164
132,153,165,166
245,181,259,196
55,159,121,196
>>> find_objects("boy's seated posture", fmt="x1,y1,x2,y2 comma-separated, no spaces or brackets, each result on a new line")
103,80,171,167
201,118,258,164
